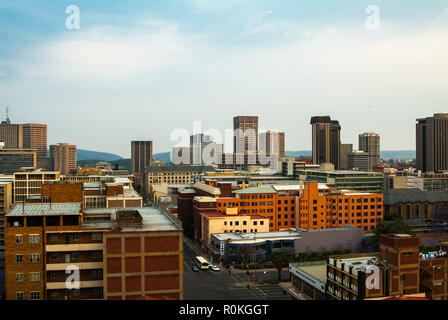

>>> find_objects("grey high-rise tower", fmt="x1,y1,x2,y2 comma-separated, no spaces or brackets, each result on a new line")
416,113,448,173
359,132,380,170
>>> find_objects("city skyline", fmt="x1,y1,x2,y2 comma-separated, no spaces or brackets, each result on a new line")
0,1,447,157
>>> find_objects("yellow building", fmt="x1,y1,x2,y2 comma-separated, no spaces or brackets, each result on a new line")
200,207,269,244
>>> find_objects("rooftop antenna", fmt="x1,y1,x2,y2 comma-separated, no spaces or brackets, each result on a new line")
5,105,10,124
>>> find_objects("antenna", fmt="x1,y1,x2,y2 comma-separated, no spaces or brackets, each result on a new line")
5,105,10,123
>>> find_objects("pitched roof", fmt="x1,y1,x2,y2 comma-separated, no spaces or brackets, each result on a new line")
233,186,276,194
383,188,448,205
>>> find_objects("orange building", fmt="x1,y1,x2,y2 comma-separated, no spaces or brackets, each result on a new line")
215,181,383,232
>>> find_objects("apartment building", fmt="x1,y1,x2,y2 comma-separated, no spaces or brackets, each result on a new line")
145,165,215,193
327,234,420,300
13,170,60,202
4,204,183,300
49,143,77,175
0,182,13,250
199,207,269,244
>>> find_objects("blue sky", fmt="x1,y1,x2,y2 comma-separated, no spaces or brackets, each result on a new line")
0,1,447,157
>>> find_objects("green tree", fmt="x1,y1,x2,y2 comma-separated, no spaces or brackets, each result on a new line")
271,251,295,282
368,218,414,250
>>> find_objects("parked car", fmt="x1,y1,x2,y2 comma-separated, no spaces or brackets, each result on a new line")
192,265,199,272
208,262,213,269
211,265,220,272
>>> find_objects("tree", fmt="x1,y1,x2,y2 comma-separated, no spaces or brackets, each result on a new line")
271,251,295,282
367,218,414,250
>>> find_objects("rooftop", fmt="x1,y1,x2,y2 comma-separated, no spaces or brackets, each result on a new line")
7,203,82,216
212,230,300,241
290,263,327,284
383,188,448,205
85,207,182,232
233,186,277,194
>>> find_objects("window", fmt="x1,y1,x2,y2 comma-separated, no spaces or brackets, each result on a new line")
73,289,81,296
29,234,40,244
16,254,23,263
49,272,58,280
29,254,40,263
91,232,102,241
50,291,59,298
15,234,23,244
16,292,24,300
50,234,58,242
16,273,24,282
72,252,79,260
30,292,41,300
72,234,79,241
30,272,40,282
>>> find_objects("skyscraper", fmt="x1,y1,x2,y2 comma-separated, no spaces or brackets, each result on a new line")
50,143,77,175
311,116,341,169
0,108,23,149
259,131,285,159
340,143,353,170
22,123,47,158
417,113,448,173
233,116,258,154
359,132,381,169
131,141,153,174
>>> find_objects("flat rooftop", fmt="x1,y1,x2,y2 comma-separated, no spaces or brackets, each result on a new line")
7,203,82,216
213,230,300,241
291,263,327,284
85,207,182,232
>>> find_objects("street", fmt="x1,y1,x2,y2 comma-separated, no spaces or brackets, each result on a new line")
183,239,295,300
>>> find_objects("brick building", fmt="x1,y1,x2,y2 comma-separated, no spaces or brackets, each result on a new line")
4,204,183,300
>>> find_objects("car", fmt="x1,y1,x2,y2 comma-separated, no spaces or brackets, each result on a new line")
192,265,199,272
211,265,220,272
208,262,213,269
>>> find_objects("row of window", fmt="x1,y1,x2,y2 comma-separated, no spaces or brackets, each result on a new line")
16,234,40,245
16,253,40,263
223,220,265,226
239,194,274,200
16,292,40,300
16,272,40,282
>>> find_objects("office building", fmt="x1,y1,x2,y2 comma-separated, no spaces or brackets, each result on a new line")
340,144,353,170
259,131,285,159
22,124,47,159
359,132,380,169
311,116,341,169
131,141,153,174
417,113,448,173
0,146,36,174
296,169,385,193
233,116,258,154
347,151,371,171
50,143,77,175
13,169,60,202
0,121,23,149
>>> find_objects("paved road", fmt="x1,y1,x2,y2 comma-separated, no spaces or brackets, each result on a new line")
183,242,266,300
183,239,295,300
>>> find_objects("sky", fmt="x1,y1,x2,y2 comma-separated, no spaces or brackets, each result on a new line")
0,0,447,158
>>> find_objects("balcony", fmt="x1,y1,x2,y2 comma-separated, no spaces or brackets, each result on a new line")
46,243,103,252
46,261,103,271
46,280,103,290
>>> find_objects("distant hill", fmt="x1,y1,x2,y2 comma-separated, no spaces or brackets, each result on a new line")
285,151,312,158
380,150,415,160
77,149,123,161
153,152,171,164
76,152,171,172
